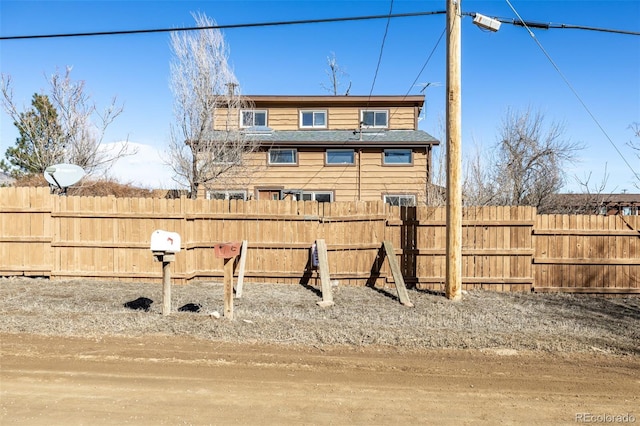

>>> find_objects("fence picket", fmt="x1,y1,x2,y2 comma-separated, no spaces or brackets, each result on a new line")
0,187,637,293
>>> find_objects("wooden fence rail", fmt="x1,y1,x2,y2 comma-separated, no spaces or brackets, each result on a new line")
0,187,638,294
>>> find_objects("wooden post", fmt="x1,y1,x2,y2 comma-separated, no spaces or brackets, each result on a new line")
446,0,463,301
382,241,414,307
153,251,175,316
235,240,248,299
214,242,241,320
224,257,234,319
162,259,171,315
315,239,334,307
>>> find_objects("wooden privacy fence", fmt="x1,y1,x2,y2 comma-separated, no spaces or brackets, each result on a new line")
0,187,638,294
534,214,640,294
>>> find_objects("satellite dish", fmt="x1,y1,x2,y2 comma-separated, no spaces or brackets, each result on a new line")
44,163,85,192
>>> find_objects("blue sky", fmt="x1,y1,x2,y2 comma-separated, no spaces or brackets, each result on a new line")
1,0,639,192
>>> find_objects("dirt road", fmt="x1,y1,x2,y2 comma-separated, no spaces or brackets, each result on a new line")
1,333,638,425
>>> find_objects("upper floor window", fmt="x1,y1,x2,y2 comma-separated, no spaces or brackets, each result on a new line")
300,110,327,128
241,109,267,128
361,110,388,128
326,149,355,165
269,148,297,165
383,149,412,165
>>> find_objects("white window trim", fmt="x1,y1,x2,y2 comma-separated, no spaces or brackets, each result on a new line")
383,149,412,165
325,149,355,165
240,109,268,128
384,194,416,207
268,148,298,165
361,109,388,128
206,190,247,201
299,110,327,129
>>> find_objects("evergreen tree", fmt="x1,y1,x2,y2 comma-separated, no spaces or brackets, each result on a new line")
1,93,65,178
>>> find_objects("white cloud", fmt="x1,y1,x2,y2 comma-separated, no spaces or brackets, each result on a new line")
101,142,178,189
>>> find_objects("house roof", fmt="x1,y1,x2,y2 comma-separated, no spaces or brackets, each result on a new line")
553,193,640,206
245,95,426,108
235,129,440,148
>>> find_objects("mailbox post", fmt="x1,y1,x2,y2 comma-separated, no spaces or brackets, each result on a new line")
214,242,241,320
150,230,181,316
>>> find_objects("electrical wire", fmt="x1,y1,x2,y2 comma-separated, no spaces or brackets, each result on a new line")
0,11,446,41
2,10,635,41
362,26,446,145
367,0,395,99
461,12,640,36
504,0,640,183
504,19,640,36
403,28,446,99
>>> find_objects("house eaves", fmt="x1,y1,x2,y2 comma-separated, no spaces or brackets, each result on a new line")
246,95,426,109
240,129,440,148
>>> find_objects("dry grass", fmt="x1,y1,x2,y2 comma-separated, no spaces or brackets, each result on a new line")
1,277,638,355
12,175,161,197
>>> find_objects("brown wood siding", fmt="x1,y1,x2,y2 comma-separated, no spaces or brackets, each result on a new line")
214,106,418,130
207,148,428,203
265,107,299,130
359,148,427,203
214,108,240,130
328,107,417,130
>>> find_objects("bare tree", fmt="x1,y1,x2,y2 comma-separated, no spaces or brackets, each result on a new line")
463,142,499,206
425,114,447,206
464,107,583,211
1,68,130,178
168,12,261,198
320,52,351,96
628,122,640,189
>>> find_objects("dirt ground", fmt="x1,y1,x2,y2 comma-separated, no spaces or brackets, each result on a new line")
1,277,639,424
1,334,638,425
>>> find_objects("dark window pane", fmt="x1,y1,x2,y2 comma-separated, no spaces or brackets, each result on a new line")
384,150,411,164
374,112,387,126
254,112,266,126
362,111,374,126
327,150,354,164
302,112,313,126
315,193,331,203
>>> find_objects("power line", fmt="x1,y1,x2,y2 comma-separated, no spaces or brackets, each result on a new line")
504,0,640,183
2,9,635,41
501,18,640,36
367,0,395,99
0,11,446,41
404,28,446,98
461,12,640,36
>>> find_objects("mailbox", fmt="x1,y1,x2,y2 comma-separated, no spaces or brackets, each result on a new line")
150,230,181,253
214,242,241,259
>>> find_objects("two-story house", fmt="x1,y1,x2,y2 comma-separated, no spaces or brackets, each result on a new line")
203,95,440,205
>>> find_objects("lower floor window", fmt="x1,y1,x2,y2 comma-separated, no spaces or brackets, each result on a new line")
384,194,416,206
206,190,247,201
301,191,333,202
269,148,297,165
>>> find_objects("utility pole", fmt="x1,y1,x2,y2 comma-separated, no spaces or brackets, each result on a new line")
446,0,462,300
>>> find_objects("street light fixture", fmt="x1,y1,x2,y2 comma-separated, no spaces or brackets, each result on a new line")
472,13,502,32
